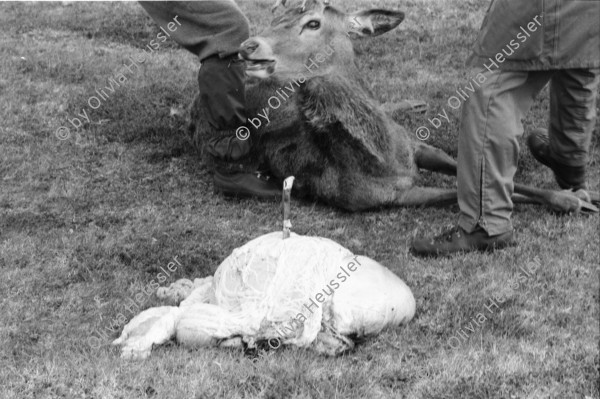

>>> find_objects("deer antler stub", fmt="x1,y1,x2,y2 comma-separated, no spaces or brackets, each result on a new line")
272,0,330,13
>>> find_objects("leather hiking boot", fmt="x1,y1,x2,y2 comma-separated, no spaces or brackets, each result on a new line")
527,128,587,190
410,226,516,257
214,170,281,199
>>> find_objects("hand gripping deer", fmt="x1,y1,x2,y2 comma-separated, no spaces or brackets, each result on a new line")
191,0,598,213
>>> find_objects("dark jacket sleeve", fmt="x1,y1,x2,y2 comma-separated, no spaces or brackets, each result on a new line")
469,0,600,71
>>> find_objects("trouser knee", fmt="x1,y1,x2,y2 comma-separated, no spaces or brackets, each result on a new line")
198,55,247,130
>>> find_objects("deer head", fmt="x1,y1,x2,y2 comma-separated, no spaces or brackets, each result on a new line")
240,1,405,81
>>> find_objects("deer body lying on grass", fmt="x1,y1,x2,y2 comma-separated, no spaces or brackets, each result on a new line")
191,0,598,213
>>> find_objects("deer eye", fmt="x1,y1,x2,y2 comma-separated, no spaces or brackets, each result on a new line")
305,20,321,30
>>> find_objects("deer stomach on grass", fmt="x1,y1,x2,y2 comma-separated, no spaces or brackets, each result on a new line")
113,232,415,358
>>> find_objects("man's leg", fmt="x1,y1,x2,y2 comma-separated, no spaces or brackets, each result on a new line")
140,1,280,197
139,1,248,60
457,69,554,235
140,0,248,133
411,69,554,256
527,68,600,189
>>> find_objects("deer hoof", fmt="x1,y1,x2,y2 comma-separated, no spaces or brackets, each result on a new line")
578,199,599,213
548,191,593,214
561,188,600,206
578,189,600,206
558,189,600,213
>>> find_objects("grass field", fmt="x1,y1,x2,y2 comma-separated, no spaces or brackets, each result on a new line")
0,1,599,398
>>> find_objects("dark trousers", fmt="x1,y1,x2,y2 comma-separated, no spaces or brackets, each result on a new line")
139,0,249,130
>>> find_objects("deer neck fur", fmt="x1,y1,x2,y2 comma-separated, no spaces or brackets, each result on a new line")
297,71,392,161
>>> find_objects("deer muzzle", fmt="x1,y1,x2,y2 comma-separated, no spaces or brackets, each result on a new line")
240,38,277,77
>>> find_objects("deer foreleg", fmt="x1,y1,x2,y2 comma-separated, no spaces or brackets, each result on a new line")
414,142,457,176
413,143,598,212
394,187,457,207
514,184,598,213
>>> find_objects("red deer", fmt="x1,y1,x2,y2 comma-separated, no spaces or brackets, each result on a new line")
190,0,598,213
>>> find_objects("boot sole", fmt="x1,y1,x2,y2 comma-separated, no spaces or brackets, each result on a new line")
410,236,517,258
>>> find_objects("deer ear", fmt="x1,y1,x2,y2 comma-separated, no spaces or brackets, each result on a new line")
346,9,404,38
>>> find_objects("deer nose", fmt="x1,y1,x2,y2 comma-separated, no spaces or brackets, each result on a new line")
241,39,260,56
